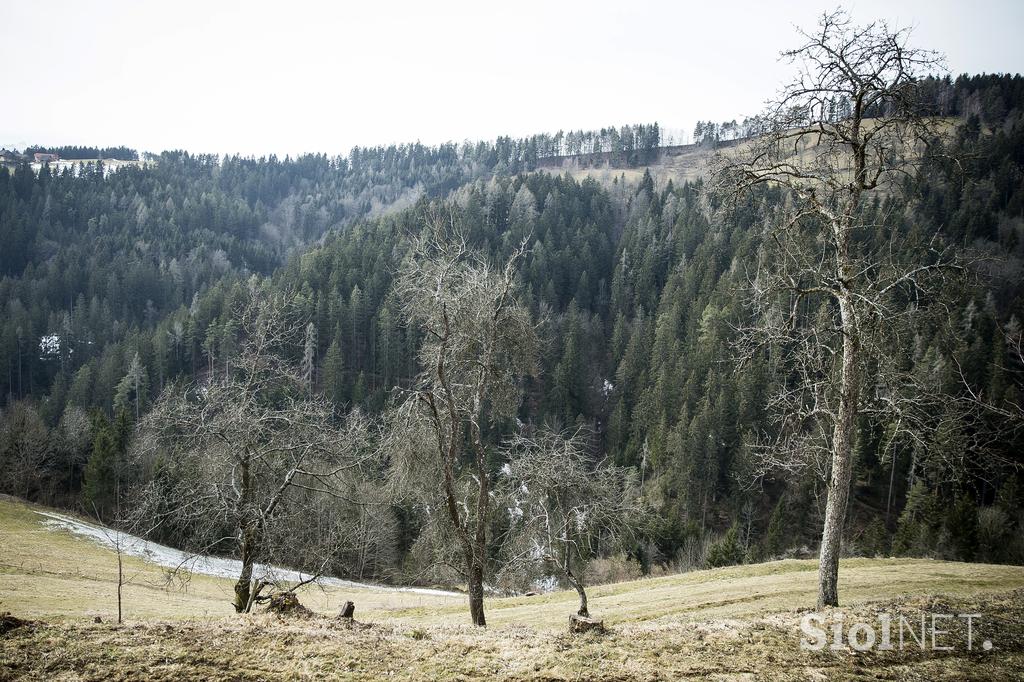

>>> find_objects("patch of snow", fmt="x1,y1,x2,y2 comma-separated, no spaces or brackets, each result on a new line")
34,510,458,597
532,575,558,593
39,335,61,357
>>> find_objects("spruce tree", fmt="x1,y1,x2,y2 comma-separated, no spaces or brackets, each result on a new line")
82,416,119,521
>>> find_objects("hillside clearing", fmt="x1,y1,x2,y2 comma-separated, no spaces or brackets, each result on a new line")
533,117,961,191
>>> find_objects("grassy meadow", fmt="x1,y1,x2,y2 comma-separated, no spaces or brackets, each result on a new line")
2,496,1024,680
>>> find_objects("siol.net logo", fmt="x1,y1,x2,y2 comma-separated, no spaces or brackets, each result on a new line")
800,612,992,652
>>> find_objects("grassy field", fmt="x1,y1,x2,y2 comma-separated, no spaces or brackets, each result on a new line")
535,118,962,193
3,496,1024,680
0,497,461,623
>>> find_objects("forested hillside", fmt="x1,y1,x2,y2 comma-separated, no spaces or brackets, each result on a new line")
1,74,1022,586
0,123,663,411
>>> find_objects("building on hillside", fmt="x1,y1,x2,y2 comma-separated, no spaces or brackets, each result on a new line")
0,148,24,169
33,152,59,163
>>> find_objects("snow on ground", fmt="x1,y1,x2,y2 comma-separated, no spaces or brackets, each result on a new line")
35,510,457,597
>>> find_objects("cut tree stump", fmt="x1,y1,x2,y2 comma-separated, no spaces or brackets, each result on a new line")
265,592,313,617
338,601,355,619
568,614,606,635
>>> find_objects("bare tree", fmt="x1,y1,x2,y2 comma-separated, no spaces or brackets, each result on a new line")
0,401,51,500
133,282,373,613
388,212,536,627
54,407,91,506
92,504,143,624
346,480,399,580
713,10,955,607
496,429,644,619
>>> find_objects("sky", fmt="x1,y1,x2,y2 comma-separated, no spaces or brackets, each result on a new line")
1,0,1022,157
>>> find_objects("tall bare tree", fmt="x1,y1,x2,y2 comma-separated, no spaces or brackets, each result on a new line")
388,212,536,627
713,10,954,607
496,429,644,619
134,282,372,612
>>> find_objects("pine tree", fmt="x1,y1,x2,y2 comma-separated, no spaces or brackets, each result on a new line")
82,416,119,521
352,371,366,405
322,336,346,405
859,518,890,558
349,286,365,369
893,482,938,557
113,352,148,419
302,322,317,395
945,493,979,561
67,364,94,408
763,495,786,558
707,523,742,567
220,318,239,381
551,303,586,421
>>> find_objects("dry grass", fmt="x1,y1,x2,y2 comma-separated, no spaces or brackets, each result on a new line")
536,117,961,191
3,496,1024,679
3,591,1024,680
0,497,460,622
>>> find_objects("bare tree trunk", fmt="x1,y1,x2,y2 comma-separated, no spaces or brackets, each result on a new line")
116,542,123,624
399,229,534,629
817,295,859,608
234,528,256,613
714,10,950,612
469,429,489,628
467,561,486,627
565,568,589,618
886,446,897,524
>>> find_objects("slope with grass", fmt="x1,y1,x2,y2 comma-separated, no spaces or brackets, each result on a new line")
3,496,1024,679
4,496,1023,627
534,118,960,193
0,497,461,622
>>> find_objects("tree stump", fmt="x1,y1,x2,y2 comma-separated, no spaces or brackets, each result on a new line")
338,601,355,619
0,613,30,636
568,614,605,635
265,592,312,617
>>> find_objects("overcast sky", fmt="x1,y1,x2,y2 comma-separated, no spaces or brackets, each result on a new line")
2,0,1021,157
